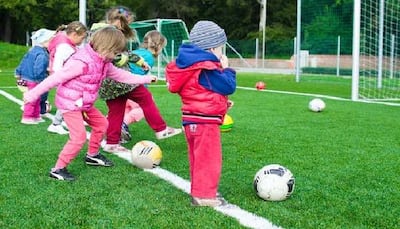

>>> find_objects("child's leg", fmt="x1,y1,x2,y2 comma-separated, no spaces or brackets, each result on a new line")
185,123,222,199
53,109,64,125
22,81,40,119
84,107,108,155
39,92,49,114
124,100,144,125
105,95,128,144
130,85,166,132
53,111,87,169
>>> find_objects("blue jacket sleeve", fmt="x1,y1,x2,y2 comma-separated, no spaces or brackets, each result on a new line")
33,52,49,81
198,68,236,95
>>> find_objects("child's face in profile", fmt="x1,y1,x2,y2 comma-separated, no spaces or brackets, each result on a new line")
210,45,224,60
102,50,119,62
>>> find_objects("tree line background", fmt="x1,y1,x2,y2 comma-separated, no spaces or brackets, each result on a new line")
0,0,357,58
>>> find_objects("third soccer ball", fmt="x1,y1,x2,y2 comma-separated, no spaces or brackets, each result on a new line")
308,98,326,112
253,164,295,201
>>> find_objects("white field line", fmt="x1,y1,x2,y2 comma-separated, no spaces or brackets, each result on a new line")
0,88,281,229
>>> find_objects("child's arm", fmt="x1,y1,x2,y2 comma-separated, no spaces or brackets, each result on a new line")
106,64,156,85
24,60,85,103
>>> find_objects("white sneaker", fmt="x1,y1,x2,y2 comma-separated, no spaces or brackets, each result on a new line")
155,126,182,140
47,124,69,135
21,118,39,125
103,144,131,154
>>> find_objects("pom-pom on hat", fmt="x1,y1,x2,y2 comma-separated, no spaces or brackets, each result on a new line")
31,28,55,45
189,21,227,50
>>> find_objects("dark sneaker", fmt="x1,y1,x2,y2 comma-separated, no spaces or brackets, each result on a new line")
49,168,75,181
121,122,132,142
85,153,114,167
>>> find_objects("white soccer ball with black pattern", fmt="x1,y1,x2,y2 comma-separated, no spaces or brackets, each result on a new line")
308,98,326,112
131,140,162,169
253,164,295,201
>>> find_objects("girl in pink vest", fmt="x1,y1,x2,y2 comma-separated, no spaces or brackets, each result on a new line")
23,27,157,181
47,21,88,135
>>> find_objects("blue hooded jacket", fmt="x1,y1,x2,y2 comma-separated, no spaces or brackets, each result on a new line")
15,46,49,83
174,43,236,95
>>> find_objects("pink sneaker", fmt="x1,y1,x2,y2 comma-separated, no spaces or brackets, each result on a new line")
155,127,182,140
103,144,131,154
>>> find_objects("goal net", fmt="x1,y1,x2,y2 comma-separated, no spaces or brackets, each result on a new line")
352,0,400,102
130,19,189,78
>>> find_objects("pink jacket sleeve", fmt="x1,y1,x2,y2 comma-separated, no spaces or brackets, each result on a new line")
106,64,154,85
23,60,85,103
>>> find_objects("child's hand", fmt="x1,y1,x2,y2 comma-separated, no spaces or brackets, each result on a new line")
150,75,157,83
220,55,229,68
141,62,150,71
228,100,234,109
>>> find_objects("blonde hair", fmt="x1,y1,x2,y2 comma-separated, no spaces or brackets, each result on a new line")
141,30,167,57
106,6,135,39
89,27,126,56
56,21,87,36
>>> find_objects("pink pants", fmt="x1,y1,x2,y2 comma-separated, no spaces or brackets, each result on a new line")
54,107,108,169
184,123,222,199
22,81,41,119
106,85,166,144
124,100,144,125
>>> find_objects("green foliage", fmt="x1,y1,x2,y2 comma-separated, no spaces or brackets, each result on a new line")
0,41,29,70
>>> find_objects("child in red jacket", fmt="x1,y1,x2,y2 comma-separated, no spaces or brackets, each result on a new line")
165,21,236,207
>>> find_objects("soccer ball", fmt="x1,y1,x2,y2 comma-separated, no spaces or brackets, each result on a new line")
131,140,162,169
255,81,266,90
308,98,326,112
253,164,295,201
220,114,234,132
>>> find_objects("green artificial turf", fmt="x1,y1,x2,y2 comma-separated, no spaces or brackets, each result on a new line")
0,42,399,228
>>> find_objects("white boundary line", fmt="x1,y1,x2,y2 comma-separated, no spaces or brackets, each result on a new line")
0,88,281,229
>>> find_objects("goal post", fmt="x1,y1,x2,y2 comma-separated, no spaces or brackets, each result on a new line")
130,19,190,78
352,0,400,102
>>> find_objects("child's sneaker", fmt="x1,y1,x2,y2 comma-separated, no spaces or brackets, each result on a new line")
103,144,131,154
120,122,132,142
85,153,114,167
21,118,39,125
49,168,75,181
35,117,46,123
191,196,227,207
47,124,69,135
155,127,182,140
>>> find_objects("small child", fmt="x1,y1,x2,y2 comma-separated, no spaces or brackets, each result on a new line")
23,27,157,181
165,21,236,207
16,28,55,124
47,21,88,135
119,30,168,143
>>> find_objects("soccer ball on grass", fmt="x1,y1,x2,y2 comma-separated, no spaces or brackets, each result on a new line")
255,81,266,90
131,140,162,169
308,98,326,112
253,164,295,201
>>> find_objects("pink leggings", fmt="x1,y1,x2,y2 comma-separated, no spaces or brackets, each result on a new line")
54,107,108,169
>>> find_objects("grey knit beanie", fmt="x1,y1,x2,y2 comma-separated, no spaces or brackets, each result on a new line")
189,21,227,50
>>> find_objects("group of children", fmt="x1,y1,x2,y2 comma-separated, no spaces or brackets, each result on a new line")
18,5,237,207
